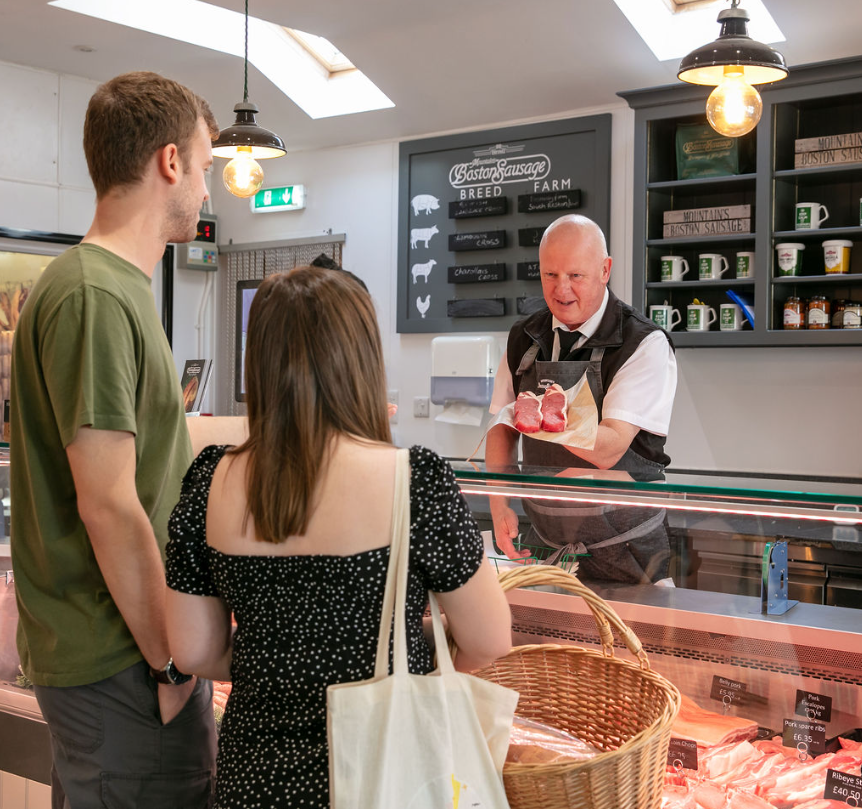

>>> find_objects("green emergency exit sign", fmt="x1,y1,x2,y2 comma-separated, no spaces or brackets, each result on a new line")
250,184,306,213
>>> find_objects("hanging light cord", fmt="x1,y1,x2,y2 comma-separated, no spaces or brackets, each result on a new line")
243,0,249,103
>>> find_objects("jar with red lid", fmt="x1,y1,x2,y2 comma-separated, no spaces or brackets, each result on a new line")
783,297,804,329
807,295,830,329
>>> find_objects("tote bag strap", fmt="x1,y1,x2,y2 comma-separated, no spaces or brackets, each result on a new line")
374,448,411,678
374,448,458,679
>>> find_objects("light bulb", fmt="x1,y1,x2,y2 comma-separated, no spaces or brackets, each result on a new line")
223,146,264,198
706,69,763,138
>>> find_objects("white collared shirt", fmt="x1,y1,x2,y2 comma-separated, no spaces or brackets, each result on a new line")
489,289,677,436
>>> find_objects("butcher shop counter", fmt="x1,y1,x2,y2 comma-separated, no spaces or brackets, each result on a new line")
454,462,862,801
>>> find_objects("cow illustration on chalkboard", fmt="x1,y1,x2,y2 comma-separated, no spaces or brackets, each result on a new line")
410,225,439,249
411,260,436,283
416,295,431,318
411,194,440,216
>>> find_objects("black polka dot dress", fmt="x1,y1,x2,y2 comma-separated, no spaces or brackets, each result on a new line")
166,444,484,809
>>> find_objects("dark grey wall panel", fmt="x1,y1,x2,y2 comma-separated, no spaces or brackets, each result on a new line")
397,115,612,333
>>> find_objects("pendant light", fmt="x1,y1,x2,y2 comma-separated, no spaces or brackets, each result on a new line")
678,0,788,138
212,0,286,198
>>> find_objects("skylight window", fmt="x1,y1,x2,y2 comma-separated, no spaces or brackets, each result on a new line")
47,0,394,119
612,0,784,62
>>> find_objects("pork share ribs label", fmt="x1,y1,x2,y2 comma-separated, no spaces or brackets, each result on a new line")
782,719,827,756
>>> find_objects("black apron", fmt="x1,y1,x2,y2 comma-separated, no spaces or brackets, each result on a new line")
516,342,670,584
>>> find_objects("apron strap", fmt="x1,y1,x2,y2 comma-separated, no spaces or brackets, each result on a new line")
515,344,541,377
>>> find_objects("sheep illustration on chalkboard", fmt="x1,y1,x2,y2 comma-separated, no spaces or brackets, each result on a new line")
410,225,439,249
416,295,431,318
411,260,436,283
411,194,440,215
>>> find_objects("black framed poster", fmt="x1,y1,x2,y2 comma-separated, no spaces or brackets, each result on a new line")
396,114,611,333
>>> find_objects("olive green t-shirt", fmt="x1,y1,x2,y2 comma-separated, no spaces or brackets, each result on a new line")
10,244,193,687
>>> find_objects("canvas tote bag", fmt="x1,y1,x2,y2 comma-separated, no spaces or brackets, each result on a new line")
327,448,518,809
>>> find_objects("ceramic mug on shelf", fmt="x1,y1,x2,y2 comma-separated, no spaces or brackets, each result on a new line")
698,253,730,280
795,202,829,230
649,304,682,331
735,252,755,279
719,303,744,331
661,255,689,282
687,304,717,331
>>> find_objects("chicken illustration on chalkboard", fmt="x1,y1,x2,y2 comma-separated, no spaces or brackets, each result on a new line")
411,194,440,215
416,295,431,318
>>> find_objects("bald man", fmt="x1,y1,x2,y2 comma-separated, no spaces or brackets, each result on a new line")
486,214,677,583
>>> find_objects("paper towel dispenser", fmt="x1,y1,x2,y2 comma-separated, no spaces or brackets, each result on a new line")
430,336,497,407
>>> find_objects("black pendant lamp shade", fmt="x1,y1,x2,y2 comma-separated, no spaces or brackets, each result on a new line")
212,101,286,160
677,2,788,86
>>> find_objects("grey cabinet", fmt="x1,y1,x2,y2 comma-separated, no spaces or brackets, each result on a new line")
620,57,862,347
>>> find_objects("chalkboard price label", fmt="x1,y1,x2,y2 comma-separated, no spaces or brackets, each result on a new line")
518,189,582,213
517,262,541,281
517,296,547,315
782,719,827,756
796,690,833,723
447,298,506,318
710,675,747,706
448,230,506,252
449,198,508,219
448,264,506,284
824,769,862,804
518,227,547,248
667,738,698,771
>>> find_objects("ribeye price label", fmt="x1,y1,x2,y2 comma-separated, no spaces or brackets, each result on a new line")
824,769,862,805
796,690,833,723
710,675,747,706
783,718,827,756
667,738,698,771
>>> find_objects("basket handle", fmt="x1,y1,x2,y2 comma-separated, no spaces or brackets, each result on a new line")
498,565,651,670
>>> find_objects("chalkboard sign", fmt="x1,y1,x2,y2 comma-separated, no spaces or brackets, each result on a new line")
449,198,508,219
447,298,506,317
517,296,547,315
448,264,506,284
518,227,546,248
517,262,541,280
518,189,582,213
397,114,612,333
449,230,507,252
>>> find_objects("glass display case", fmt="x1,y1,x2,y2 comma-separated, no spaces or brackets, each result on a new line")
453,461,862,807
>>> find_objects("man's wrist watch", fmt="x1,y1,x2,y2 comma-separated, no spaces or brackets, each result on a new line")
150,658,192,685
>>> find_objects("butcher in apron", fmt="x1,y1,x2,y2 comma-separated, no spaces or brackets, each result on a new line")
486,214,677,585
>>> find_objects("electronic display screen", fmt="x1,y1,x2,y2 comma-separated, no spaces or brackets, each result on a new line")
234,279,261,401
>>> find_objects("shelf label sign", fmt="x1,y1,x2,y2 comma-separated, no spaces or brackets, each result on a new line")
710,675,747,707
824,769,862,805
250,185,306,213
667,738,698,771
783,719,827,756
796,690,833,723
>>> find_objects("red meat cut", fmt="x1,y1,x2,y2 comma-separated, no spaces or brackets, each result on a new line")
541,383,567,432
514,392,542,433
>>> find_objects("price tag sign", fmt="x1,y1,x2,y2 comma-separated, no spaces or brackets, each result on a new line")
667,738,698,771
783,718,827,756
824,769,862,805
796,690,833,723
710,675,748,707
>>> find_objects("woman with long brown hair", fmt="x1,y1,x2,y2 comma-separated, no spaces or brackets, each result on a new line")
164,266,512,809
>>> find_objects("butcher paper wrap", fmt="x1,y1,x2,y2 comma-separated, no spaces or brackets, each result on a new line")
490,376,599,450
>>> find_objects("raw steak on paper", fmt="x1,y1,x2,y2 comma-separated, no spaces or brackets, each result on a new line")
513,391,542,433
541,383,568,432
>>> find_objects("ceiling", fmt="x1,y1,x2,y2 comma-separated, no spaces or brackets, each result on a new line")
2,0,862,153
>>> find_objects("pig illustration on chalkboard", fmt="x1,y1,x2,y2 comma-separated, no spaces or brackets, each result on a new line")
410,225,439,249
416,295,431,318
411,194,440,216
411,260,436,283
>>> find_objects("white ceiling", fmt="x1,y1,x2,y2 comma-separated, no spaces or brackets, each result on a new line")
2,0,862,153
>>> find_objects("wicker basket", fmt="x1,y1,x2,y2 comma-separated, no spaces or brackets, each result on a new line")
471,565,681,809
